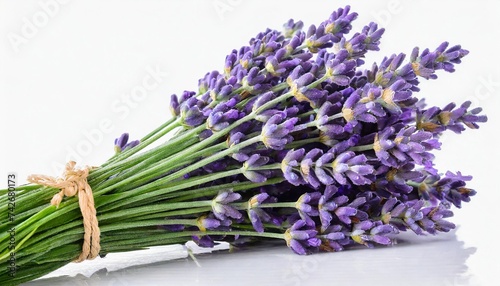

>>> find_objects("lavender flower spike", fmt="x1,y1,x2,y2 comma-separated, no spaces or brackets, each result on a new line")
281,149,306,186
6,5,490,284
318,185,366,230
242,154,270,183
261,114,298,150
284,220,321,255
330,151,374,185
114,133,139,153
247,193,278,233
211,190,242,220
351,220,398,247
295,192,321,225
196,215,221,232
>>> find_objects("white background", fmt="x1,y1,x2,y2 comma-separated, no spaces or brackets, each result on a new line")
1,1,499,285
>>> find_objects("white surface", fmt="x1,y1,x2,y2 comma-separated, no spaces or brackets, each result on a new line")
24,230,477,286
1,0,499,285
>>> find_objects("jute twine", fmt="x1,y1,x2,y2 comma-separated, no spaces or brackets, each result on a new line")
27,161,100,262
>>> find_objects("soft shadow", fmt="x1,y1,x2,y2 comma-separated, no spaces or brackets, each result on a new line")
23,229,476,286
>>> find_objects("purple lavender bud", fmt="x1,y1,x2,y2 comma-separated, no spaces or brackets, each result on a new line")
242,154,270,183
341,89,384,125
351,220,397,247
431,171,476,208
198,129,213,141
192,235,215,248
295,192,321,225
245,154,269,167
318,185,339,230
283,19,304,38
169,94,180,116
227,131,246,147
207,99,241,131
224,49,238,76
199,71,220,94
255,110,286,123
410,42,469,80
266,54,303,76
417,101,487,134
300,149,323,188
374,163,425,197
317,186,369,230
285,67,328,107
321,224,348,251
261,114,298,150
340,197,368,224
252,91,276,112
197,215,221,232
313,152,335,185
284,220,321,255
339,22,384,66
265,56,284,76
208,76,235,101
374,126,438,167
360,22,384,50
381,199,430,234
420,204,455,234
212,190,242,220
378,79,413,113
247,193,280,233
287,35,308,56
331,151,374,185
247,193,269,232
305,24,335,52
248,209,265,233
324,50,357,86
180,97,207,127
123,140,140,151
202,160,228,174
282,149,306,185
246,67,266,86
366,224,397,245
114,133,140,153
114,133,129,152
313,5,358,45
161,224,185,232
335,206,359,224
316,101,343,136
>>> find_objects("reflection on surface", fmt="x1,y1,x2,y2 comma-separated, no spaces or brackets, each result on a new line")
25,230,475,286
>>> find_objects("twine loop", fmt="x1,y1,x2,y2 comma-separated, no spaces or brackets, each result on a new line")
28,161,100,262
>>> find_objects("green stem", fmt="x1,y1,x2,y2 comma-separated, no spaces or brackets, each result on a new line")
260,202,296,209
98,201,212,222
168,177,284,203
248,163,281,171
89,136,200,186
103,117,179,166
96,135,261,195
97,168,244,213
286,137,320,149
349,144,374,152
100,219,198,232
93,124,204,180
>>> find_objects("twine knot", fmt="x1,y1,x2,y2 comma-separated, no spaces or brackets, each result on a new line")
28,161,100,262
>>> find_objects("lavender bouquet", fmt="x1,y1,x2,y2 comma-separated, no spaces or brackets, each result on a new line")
0,6,487,285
